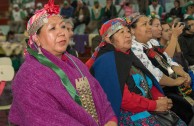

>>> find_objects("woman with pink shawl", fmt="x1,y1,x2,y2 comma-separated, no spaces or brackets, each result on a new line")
8,0,116,126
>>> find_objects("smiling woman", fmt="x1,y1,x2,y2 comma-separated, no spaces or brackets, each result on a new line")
8,0,117,126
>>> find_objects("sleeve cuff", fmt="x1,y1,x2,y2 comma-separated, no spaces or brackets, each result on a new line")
109,116,118,124
148,100,157,111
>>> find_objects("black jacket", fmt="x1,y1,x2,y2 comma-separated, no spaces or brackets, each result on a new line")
178,32,194,66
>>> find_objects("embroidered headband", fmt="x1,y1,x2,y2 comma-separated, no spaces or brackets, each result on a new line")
27,0,60,36
125,12,145,26
100,18,126,40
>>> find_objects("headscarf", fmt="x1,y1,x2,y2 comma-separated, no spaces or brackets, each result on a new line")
124,12,145,27
86,18,126,69
27,0,60,48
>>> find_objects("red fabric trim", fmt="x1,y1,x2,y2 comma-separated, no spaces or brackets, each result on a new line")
150,86,164,100
0,81,6,96
115,48,130,54
109,116,118,124
121,84,157,112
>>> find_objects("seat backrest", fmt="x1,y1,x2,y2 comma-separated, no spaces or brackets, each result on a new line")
0,57,14,81
0,57,12,65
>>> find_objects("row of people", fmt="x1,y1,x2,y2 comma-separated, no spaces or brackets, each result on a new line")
8,0,194,125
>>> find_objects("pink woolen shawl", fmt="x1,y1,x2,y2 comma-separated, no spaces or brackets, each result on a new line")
9,49,115,126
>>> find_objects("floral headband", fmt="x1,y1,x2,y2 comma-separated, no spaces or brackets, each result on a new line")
27,0,61,36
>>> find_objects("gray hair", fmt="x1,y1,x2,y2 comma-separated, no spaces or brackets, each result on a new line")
64,18,74,27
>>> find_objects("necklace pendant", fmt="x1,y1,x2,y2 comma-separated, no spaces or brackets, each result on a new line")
76,77,99,125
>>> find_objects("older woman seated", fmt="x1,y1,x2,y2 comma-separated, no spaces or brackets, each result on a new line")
8,0,117,126
86,18,186,125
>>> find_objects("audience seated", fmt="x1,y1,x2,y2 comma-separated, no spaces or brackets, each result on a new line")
73,0,90,34
101,0,117,23
130,14,194,125
86,17,186,126
1,1,194,125
146,0,163,18
60,0,74,18
85,0,103,34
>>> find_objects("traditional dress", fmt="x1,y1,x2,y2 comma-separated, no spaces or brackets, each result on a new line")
9,48,115,126
87,43,186,125
132,38,194,124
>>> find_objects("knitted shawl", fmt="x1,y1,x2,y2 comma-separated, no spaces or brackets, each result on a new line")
9,49,115,126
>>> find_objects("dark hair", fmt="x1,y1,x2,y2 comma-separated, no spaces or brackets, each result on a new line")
161,21,168,25
184,18,194,24
7,30,15,36
160,21,170,31
130,19,139,28
36,26,43,35
150,17,160,25
6,30,15,41
174,0,180,6
129,15,146,29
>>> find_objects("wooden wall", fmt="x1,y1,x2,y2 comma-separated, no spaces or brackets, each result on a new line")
0,0,9,25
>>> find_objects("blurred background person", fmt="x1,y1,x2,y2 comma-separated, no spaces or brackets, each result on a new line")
35,2,43,12
73,0,90,34
179,16,194,67
6,30,18,43
60,0,74,19
183,1,194,19
85,0,103,34
9,4,26,33
169,0,183,19
101,0,117,23
121,0,134,17
146,0,163,18
65,19,78,57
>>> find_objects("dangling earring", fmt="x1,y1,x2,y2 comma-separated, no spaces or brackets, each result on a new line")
38,46,42,54
33,42,42,54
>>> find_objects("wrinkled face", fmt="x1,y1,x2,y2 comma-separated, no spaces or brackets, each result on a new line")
35,16,69,57
161,24,172,41
110,26,132,52
151,18,162,39
132,16,152,43
65,22,74,38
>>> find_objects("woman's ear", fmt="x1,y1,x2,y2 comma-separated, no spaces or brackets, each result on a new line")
104,36,112,44
34,35,41,47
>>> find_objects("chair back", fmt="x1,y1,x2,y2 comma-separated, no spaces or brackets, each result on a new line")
0,57,14,96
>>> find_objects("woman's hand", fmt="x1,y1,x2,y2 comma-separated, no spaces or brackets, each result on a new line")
174,77,186,86
183,73,191,86
155,97,173,112
171,23,184,38
104,121,117,126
